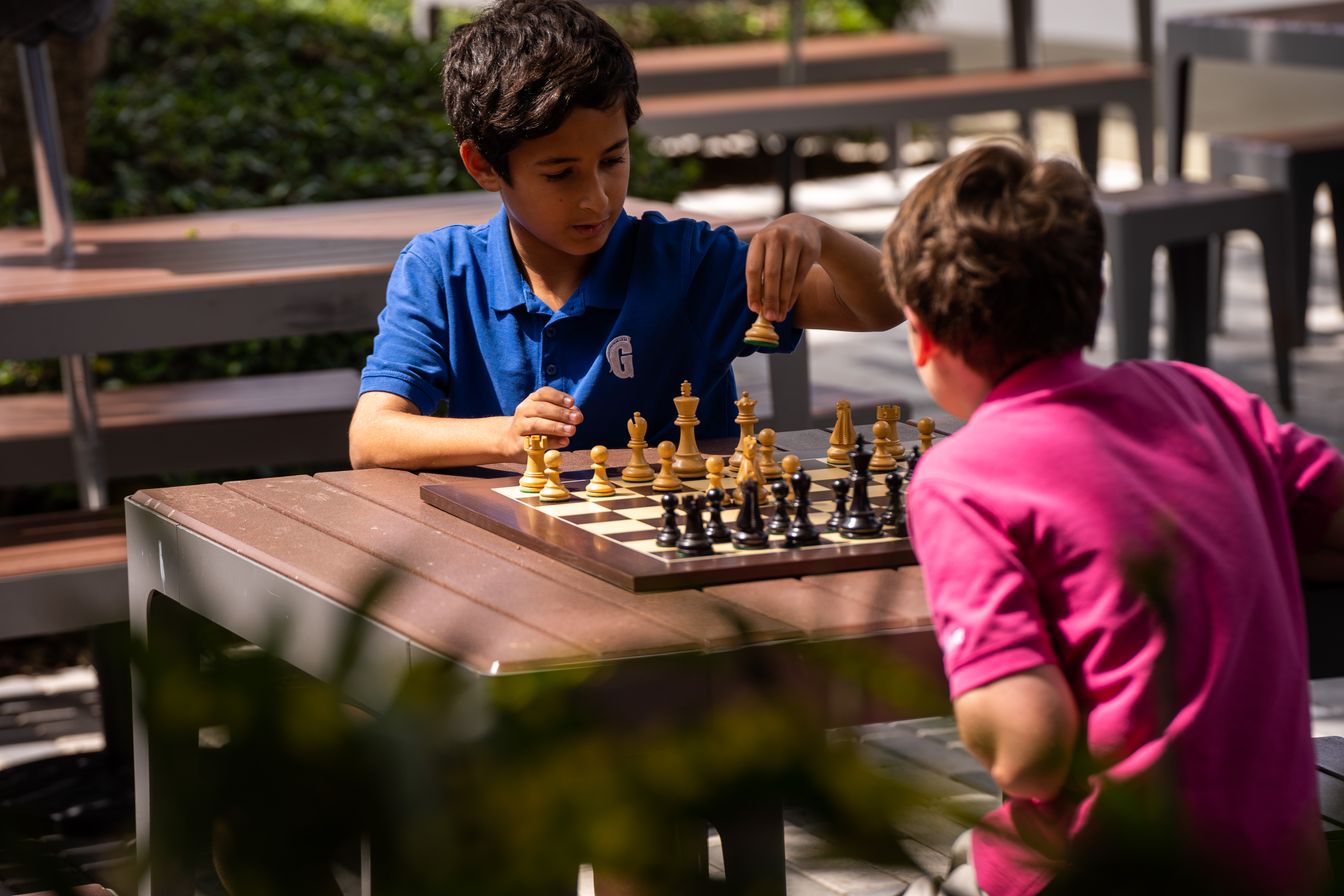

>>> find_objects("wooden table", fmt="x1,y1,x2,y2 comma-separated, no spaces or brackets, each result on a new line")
125,428,946,895
1165,2,1344,178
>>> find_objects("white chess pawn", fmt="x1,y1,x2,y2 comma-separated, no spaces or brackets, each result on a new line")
538,449,572,503
652,440,682,492
586,445,616,497
870,420,898,472
705,455,733,505
758,428,782,480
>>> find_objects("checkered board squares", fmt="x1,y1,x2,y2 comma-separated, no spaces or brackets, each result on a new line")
493,456,905,563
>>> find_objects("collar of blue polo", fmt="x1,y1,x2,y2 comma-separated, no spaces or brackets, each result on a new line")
485,206,634,315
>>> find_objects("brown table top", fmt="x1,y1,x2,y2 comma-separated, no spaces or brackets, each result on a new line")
127,457,935,680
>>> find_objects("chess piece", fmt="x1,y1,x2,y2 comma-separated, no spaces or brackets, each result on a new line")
785,467,821,547
671,380,707,478
656,493,681,547
827,399,855,466
758,428,783,480
877,403,905,459
728,391,758,474
586,445,616,497
519,434,548,492
768,479,792,534
742,311,780,348
705,455,732,505
734,435,768,505
839,435,882,538
731,483,769,550
704,488,732,543
827,477,849,531
882,470,907,537
538,449,572,503
622,412,655,483
676,494,715,556
918,416,935,454
779,454,800,504
870,420,897,472
652,440,682,492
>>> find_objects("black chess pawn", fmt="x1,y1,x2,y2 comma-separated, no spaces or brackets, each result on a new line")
656,492,681,547
827,477,849,531
704,487,732,543
732,482,769,550
840,434,882,538
785,468,821,547
677,494,715,556
768,479,792,534
881,470,907,537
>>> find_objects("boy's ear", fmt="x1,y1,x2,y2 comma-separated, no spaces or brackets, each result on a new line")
905,310,939,368
459,140,503,192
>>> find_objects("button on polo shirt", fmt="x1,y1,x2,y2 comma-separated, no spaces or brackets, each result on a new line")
361,205,802,450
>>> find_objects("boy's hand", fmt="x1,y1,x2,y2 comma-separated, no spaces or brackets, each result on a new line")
502,387,583,457
746,213,823,324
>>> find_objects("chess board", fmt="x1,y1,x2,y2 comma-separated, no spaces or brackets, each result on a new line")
420,453,918,593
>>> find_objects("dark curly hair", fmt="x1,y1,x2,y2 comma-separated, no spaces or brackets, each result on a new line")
881,141,1105,381
442,0,641,182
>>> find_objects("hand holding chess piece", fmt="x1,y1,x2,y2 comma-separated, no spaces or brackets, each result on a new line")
743,311,780,348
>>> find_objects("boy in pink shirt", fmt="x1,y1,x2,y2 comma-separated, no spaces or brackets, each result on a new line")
881,143,1344,896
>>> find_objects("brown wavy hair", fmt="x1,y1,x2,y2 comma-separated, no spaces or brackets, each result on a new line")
442,0,641,182
881,141,1105,381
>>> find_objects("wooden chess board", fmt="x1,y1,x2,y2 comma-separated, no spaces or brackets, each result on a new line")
420,454,918,592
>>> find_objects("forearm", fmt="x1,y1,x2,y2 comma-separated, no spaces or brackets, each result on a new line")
954,665,1079,801
794,221,903,332
349,406,518,470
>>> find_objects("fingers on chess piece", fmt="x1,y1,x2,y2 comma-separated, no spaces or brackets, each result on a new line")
519,433,548,493
652,439,682,492
538,448,573,503
768,479,792,535
743,310,780,349
785,466,821,548
676,493,715,556
704,487,732,543
586,445,616,497
622,411,655,483
656,492,681,547
672,380,707,478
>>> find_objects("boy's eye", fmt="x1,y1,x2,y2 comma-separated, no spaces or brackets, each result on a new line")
602,155,628,168
543,169,571,182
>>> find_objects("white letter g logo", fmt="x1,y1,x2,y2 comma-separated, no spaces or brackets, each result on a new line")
605,335,634,380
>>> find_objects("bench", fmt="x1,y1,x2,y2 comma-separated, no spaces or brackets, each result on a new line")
639,61,1155,186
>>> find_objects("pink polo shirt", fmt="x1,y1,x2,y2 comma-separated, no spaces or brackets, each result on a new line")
907,353,1342,896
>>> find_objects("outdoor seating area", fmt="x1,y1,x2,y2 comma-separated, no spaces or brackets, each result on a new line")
2,0,1344,894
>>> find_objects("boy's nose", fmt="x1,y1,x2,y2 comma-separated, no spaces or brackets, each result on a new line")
578,172,608,211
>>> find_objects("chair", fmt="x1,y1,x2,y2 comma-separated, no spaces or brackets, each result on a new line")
1208,125,1344,344
1094,180,1296,409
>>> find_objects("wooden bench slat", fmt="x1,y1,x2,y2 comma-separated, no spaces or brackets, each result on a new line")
639,63,1151,137
0,369,358,488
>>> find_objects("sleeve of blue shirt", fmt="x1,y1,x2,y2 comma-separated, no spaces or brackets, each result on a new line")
360,242,452,416
682,219,804,369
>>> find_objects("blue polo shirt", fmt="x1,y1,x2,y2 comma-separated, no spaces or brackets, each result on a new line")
360,205,800,450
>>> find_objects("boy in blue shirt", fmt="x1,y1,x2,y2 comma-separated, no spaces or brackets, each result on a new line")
349,0,903,470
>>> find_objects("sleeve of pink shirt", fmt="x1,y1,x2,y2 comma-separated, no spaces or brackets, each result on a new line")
1172,363,1344,550
907,477,1061,700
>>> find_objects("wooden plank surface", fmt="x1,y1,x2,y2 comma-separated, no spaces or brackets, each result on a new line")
130,484,589,673
319,468,806,650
